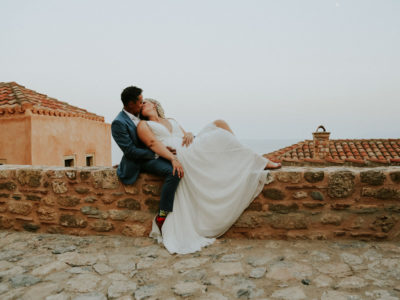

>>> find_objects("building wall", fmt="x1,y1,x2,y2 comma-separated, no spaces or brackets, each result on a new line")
0,115,32,165
0,166,399,240
30,115,111,167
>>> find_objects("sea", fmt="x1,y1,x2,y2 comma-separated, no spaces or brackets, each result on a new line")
238,138,300,155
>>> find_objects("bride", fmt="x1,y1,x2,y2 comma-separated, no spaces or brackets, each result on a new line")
137,99,280,254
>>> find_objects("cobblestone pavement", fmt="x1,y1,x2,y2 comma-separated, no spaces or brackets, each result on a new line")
0,231,400,300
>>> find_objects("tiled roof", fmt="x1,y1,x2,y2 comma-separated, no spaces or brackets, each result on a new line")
0,82,104,121
265,139,400,166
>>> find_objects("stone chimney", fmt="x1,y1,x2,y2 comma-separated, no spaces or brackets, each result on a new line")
313,125,331,159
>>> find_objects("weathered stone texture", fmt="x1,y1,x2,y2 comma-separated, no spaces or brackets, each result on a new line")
37,207,57,222
8,201,33,216
57,196,80,207
117,198,141,210
269,203,299,214
328,170,355,198
270,214,308,229
92,170,119,189
90,220,114,232
360,170,386,186
390,171,400,183
142,184,161,196
60,215,87,228
263,188,285,200
17,169,42,187
0,181,17,191
276,171,302,183
304,171,324,183
1,166,400,240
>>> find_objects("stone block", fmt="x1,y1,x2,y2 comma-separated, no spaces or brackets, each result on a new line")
37,207,57,222
79,171,91,181
84,196,97,203
303,202,325,209
328,170,355,198
75,187,90,194
17,169,42,187
117,198,141,210
142,184,162,196
269,214,308,229
26,194,41,201
0,169,9,179
0,181,17,191
361,187,377,197
145,198,159,213
370,215,397,233
109,210,129,221
52,180,68,194
57,195,80,207
247,201,262,211
65,170,77,180
390,171,400,183
123,185,139,195
376,188,400,200
360,170,386,186
263,188,285,200
276,171,302,183
321,214,342,226
8,201,33,216
310,191,324,201
92,170,119,189
23,223,40,232
293,191,308,199
304,171,324,183
90,220,114,232
121,223,147,236
81,206,100,215
60,214,87,228
268,203,299,214
0,215,14,229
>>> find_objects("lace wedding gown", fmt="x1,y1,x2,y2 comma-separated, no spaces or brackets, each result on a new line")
148,119,270,254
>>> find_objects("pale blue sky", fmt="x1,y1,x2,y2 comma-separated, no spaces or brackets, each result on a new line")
1,0,399,163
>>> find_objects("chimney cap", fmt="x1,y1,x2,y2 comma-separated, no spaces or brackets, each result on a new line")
315,125,327,132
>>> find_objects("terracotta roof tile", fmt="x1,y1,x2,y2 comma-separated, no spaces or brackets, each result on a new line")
266,138,400,166
0,82,104,122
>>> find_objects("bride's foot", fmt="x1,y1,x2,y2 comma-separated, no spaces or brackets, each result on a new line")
264,161,282,170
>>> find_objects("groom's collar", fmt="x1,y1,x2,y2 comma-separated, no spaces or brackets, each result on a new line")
123,109,140,126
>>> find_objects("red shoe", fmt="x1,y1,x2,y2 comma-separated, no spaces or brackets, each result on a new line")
156,216,166,231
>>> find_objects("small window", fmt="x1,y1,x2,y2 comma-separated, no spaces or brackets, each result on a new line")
86,154,94,167
0,159,6,165
64,155,75,167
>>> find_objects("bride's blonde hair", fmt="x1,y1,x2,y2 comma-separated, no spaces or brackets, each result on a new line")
144,98,165,118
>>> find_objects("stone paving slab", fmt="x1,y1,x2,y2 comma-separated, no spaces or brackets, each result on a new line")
0,231,399,299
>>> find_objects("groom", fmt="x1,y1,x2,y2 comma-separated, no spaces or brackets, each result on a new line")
111,86,181,229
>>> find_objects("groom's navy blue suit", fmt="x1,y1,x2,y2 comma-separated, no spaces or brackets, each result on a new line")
111,110,180,212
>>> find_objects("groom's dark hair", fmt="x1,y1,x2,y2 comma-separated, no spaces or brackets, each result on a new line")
121,86,142,106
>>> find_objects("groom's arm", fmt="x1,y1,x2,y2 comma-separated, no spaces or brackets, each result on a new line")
112,120,155,160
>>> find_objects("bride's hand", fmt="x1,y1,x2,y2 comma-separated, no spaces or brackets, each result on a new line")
172,157,184,178
182,132,194,147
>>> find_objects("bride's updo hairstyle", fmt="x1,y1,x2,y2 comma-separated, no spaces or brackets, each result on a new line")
143,98,166,118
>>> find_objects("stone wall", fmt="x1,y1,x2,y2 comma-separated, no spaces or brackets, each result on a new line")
0,165,399,240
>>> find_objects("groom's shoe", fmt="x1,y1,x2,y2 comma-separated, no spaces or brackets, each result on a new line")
156,215,166,231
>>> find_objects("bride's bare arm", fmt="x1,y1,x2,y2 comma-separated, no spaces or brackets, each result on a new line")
137,121,184,178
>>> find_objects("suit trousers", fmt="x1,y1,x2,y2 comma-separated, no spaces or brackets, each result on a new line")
140,157,180,212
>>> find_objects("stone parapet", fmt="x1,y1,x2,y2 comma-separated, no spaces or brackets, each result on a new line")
0,165,399,240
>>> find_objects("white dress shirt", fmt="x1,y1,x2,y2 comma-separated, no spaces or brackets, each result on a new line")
123,109,140,126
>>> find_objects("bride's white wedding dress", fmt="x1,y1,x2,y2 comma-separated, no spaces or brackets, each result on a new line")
148,119,270,254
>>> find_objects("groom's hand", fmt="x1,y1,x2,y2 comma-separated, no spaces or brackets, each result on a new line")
166,146,177,155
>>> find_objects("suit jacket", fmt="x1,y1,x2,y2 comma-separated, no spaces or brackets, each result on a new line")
111,110,155,185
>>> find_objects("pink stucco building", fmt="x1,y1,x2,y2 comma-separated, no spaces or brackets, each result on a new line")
0,82,111,167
